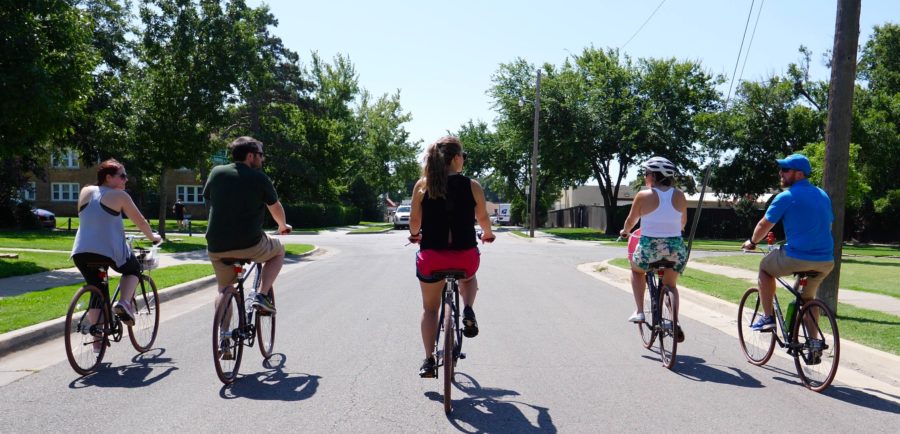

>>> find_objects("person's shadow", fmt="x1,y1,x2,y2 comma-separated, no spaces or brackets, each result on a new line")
645,354,764,388
425,372,556,433
69,348,178,389
219,353,320,401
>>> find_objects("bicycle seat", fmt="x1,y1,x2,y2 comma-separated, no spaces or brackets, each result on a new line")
220,258,252,266
793,270,821,278
648,260,677,269
431,269,467,280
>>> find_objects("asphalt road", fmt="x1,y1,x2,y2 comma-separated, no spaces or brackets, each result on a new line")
0,230,897,432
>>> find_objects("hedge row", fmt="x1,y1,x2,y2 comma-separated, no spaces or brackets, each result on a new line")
266,203,361,229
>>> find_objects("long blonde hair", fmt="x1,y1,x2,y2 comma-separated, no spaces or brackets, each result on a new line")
422,136,462,199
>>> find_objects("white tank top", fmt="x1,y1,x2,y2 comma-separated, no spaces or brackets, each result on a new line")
640,188,683,237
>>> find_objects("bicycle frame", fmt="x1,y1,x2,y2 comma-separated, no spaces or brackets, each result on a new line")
226,262,262,347
644,270,663,328
434,277,463,369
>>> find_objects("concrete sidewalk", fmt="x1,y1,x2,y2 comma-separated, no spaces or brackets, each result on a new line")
686,261,900,316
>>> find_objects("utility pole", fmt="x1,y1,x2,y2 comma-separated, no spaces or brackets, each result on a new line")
819,0,861,314
529,69,541,238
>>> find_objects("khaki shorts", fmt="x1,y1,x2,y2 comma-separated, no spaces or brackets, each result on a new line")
208,234,285,289
760,248,834,300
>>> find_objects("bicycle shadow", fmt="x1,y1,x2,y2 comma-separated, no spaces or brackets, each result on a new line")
69,348,178,389
425,372,556,433
754,364,900,413
642,354,763,388
219,353,320,401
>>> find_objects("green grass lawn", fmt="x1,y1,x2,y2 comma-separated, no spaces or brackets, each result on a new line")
0,252,74,278
608,258,900,355
0,230,75,251
284,244,315,255
0,263,213,333
57,217,210,233
542,228,619,241
695,254,900,299
348,223,392,233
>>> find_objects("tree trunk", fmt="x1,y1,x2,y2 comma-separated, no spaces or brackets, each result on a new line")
157,168,168,239
819,0,861,314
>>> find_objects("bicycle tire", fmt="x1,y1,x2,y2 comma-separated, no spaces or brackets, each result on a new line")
64,286,108,376
737,287,776,365
442,300,454,414
213,290,244,384
792,299,840,392
256,287,276,359
128,275,160,352
658,286,677,369
638,279,655,348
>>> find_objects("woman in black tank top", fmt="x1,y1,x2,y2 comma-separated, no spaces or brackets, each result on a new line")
407,136,496,377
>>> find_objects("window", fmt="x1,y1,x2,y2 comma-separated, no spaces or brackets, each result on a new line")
19,182,36,201
51,149,80,168
177,185,204,204
52,183,80,202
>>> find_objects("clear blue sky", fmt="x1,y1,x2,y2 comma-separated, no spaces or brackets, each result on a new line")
251,0,896,150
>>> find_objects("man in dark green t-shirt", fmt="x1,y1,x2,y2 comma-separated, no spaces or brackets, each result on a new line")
204,136,292,320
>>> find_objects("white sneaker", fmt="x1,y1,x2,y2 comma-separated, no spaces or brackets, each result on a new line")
628,312,646,323
114,300,136,326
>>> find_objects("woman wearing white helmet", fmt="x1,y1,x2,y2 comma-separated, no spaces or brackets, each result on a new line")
619,156,688,340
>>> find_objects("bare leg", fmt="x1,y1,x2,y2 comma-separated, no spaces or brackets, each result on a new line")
215,286,234,326
662,270,680,315
630,262,646,314
259,251,285,296
459,275,478,308
119,275,138,304
420,280,444,359
757,269,776,316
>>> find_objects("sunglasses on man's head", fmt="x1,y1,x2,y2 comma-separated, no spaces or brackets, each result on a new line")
117,173,128,179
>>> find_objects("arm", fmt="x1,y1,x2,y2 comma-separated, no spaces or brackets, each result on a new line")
471,180,495,243
116,191,161,244
674,189,688,231
266,201,292,234
742,217,776,250
619,192,645,237
407,179,425,242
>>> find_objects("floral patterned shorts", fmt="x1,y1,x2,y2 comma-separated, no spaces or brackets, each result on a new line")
631,236,687,274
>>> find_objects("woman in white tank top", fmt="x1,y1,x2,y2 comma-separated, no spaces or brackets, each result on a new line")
619,157,688,337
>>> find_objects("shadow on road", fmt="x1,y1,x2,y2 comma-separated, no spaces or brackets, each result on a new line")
762,365,900,413
219,353,320,401
425,372,556,433
69,348,178,389
661,354,764,388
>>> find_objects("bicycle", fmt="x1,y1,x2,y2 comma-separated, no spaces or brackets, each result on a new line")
636,260,680,369
64,236,161,376
429,268,467,414
737,233,840,392
212,258,276,385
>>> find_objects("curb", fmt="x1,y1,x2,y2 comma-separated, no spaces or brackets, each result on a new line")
345,228,393,234
0,247,319,359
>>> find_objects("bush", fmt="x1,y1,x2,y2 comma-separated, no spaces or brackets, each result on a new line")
269,203,361,228
14,202,41,229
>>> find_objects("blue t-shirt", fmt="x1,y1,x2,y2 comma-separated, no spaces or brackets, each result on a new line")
765,179,834,261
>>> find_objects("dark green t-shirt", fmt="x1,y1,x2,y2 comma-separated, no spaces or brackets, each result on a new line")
203,163,278,252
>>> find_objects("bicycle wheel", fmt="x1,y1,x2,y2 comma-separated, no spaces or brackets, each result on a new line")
128,275,160,352
658,286,677,369
638,281,656,349
442,301,455,414
256,287,276,359
791,299,840,392
737,287,776,365
213,291,244,384
64,286,109,376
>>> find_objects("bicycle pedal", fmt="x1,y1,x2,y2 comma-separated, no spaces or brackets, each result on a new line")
459,353,466,359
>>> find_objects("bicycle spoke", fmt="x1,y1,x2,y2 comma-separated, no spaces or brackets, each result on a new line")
737,288,776,365
792,300,840,392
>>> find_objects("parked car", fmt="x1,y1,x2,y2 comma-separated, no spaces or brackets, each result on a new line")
392,205,411,229
32,208,57,229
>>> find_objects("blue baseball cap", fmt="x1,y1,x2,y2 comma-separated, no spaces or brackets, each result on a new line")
776,154,811,176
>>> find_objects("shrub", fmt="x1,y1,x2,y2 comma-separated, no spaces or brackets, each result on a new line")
267,203,361,228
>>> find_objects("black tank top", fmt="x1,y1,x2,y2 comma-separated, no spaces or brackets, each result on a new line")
420,174,477,250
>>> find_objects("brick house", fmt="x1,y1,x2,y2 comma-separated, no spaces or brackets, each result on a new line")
22,148,209,219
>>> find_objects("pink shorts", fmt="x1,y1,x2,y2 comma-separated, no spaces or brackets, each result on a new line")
416,248,480,283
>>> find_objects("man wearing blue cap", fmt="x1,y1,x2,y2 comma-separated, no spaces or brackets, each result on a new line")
741,154,835,331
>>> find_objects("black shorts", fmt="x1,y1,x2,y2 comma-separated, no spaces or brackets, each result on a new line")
72,252,141,297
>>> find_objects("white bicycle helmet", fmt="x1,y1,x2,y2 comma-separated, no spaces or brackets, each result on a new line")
642,156,676,177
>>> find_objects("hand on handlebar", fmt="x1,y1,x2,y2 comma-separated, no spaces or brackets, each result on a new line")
407,232,422,245
150,233,163,245
480,233,496,244
277,224,292,235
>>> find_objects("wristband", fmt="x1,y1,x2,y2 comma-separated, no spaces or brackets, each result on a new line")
747,239,757,248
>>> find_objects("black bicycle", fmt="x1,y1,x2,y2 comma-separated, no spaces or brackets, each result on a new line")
737,238,840,392
64,241,160,376
212,258,276,385
429,269,467,414
636,260,680,369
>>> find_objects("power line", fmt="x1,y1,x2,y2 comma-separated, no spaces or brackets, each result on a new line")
621,0,668,49
724,0,757,107
738,0,766,86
